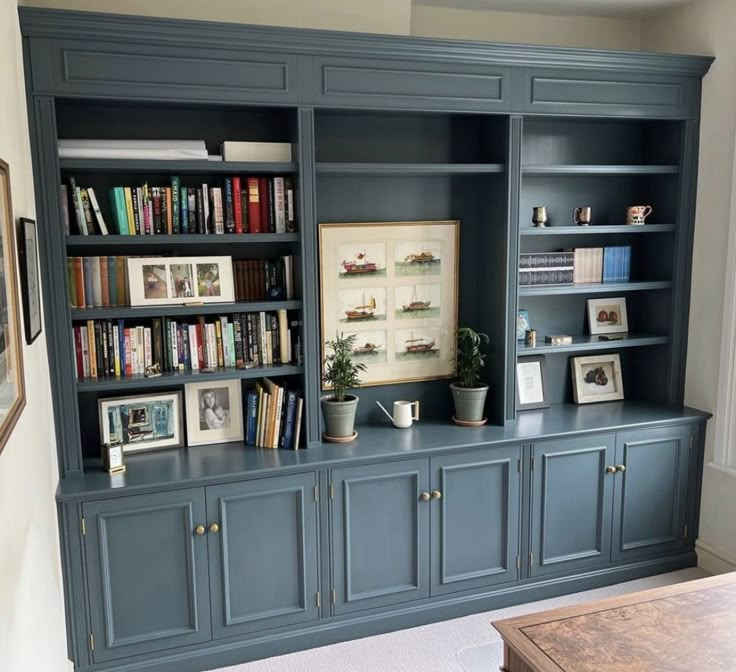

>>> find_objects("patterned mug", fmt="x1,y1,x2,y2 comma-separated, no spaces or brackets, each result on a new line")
626,205,653,225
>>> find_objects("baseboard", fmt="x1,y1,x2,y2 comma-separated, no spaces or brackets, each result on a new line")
67,660,75,672
696,539,736,574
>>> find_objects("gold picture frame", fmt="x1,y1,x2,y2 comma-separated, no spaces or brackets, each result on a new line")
319,220,459,387
0,159,26,455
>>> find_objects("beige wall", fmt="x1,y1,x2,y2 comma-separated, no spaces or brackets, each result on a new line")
0,2,68,672
643,0,736,572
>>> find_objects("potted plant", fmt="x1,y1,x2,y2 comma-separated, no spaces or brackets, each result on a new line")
451,327,490,426
321,333,366,441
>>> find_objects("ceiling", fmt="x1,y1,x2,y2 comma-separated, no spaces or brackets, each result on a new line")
412,0,696,18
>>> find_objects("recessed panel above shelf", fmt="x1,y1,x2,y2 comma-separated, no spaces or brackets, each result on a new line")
520,225,675,236
70,300,302,320
59,158,298,174
66,233,300,247
315,162,505,176
522,165,679,176
517,333,669,356
518,281,672,296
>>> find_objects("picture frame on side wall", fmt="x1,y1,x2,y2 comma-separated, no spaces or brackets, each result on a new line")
17,217,42,344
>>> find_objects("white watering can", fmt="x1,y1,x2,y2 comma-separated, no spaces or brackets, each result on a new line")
376,400,420,429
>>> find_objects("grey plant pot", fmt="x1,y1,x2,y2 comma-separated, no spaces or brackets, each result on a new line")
321,394,359,439
450,383,489,422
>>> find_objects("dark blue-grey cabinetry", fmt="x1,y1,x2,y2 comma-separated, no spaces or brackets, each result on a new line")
83,489,212,662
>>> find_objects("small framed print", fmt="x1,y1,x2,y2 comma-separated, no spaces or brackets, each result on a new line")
185,379,244,446
516,355,549,411
126,256,234,306
571,354,624,404
17,217,42,344
587,297,628,335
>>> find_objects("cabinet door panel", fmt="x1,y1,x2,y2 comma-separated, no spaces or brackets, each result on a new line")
612,426,691,561
207,473,319,639
332,459,429,614
531,435,615,577
83,489,211,662
430,445,521,595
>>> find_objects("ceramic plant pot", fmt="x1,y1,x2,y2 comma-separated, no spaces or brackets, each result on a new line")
450,383,489,423
321,394,359,439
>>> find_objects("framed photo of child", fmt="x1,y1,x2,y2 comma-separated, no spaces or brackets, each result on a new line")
185,379,244,446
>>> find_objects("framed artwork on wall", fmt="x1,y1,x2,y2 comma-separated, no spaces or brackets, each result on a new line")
0,159,26,455
319,220,459,386
17,217,42,344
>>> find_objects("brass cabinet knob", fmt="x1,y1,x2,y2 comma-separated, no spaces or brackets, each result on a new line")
431,490,442,500
420,491,431,501
606,465,617,474
616,464,626,473
209,523,220,534
194,525,206,536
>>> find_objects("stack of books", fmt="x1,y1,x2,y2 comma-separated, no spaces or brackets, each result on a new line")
245,379,304,450
67,256,128,308
602,246,632,283
58,139,209,161
519,252,574,286
234,257,295,302
572,246,632,284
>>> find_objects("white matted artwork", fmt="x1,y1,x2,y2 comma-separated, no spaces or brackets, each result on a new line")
571,354,624,404
184,379,244,446
127,256,234,306
587,297,629,335
320,220,458,386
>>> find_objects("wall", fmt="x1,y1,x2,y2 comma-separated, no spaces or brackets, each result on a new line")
0,2,68,672
642,0,736,573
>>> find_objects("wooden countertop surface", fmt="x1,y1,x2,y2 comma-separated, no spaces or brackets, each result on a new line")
493,572,736,672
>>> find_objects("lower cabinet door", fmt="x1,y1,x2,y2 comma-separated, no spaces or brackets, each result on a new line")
430,445,521,596
206,473,320,639
83,488,212,662
612,425,692,561
331,459,430,615
531,435,615,577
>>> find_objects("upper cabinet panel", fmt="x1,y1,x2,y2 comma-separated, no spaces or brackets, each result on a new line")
314,56,511,112
523,68,700,118
29,38,301,104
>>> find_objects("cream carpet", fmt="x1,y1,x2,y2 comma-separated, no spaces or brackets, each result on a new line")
211,567,708,672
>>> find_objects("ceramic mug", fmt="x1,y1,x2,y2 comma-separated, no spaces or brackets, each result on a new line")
532,206,548,228
573,206,592,226
626,205,653,225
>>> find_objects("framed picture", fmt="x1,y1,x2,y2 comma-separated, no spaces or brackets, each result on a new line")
126,256,234,307
571,354,624,404
17,217,41,344
516,355,549,410
587,297,628,335
319,220,459,386
0,159,25,455
517,309,530,341
98,391,183,453
185,379,244,446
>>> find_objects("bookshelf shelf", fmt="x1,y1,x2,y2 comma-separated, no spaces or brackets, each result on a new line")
77,364,304,391
518,281,672,296
522,164,680,176
315,162,505,176
66,233,300,247
70,300,302,320
517,333,669,355
520,224,676,236
59,158,298,174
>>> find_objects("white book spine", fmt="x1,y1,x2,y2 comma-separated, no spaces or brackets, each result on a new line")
188,325,199,370
144,328,152,368
87,187,109,235
220,317,230,367
136,326,145,375
80,327,90,378
129,329,138,376
274,177,286,233
170,321,179,371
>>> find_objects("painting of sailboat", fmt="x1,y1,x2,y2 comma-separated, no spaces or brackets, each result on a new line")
338,287,386,323
395,328,440,361
395,284,441,319
337,242,386,279
348,330,387,364
395,240,442,276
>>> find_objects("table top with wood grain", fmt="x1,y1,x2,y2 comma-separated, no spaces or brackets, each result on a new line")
492,573,736,672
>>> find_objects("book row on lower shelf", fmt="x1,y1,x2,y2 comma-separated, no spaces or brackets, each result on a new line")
62,174,297,236
519,247,632,286
73,310,302,380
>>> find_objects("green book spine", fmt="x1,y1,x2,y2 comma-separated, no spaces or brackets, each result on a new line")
67,257,77,308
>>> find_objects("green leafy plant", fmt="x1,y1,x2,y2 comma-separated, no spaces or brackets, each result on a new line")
323,333,367,402
454,327,489,388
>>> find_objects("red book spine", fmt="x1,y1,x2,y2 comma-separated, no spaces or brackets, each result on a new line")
196,325,205,370
233,176,243,233
246,177,261,233
124,328,132,377
258,177,269,234
74,327,84,378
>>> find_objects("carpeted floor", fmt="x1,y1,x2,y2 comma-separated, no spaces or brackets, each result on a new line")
210,567,709,672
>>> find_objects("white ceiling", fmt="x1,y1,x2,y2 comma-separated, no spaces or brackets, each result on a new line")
412,0,696,18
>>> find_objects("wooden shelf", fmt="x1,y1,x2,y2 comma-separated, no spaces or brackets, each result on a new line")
71,300,302,320
66,233,300,247
316,162,505,176
522,164,679,176
517,333,669,355
58,158,298,174
519,281,672,296
77,364,304,391
520,224,675,236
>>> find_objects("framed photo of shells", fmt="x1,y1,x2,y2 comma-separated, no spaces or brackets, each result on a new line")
319,220,459,386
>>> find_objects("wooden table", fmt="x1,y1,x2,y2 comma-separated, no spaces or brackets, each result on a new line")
493,573,736,672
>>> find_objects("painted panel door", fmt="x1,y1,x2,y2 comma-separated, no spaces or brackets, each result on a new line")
530,435,615,577
83,488,211,662
430,445,522,596
331,459,430,615
206,473,320,639
612,425,691,561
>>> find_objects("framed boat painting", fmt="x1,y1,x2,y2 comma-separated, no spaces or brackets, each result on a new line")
319,220,459,386
0,159,26,455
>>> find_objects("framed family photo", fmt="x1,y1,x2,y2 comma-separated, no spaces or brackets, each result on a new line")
319,220,459,386
127,256,234,307
185,379,244,446
17,217,42,344
571,354,624,404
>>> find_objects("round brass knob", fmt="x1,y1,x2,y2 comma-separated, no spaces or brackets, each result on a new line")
606,466,617,474
194,525,206,536
616,464,626,473
209,523,220,534
431,490,442,500
420,491,431,502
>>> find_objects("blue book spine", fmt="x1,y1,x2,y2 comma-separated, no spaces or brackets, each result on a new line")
118,319,126,376
83,257,94,305
180,186,189,234
282,390,298,449
624,246,631,282
107,256,117,306
246,391,258,445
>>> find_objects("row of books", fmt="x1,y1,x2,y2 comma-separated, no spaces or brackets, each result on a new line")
62,175,297,236
519,247,632,286
72,310,302,379
68,256,128,308
246,379,304,450
234,257,296,302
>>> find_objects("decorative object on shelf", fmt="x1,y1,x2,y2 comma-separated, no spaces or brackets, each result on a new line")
144,363,162,378
598,333,625,341
587,297,629,335
101,443,125,474
451,327,489,426
321,332,365,441
516,309,530,341
571,353,624,404
520,252,574,286
319,220,458,385
17,217,42,344
573,206,592,226
516,355,549,411
376,399,420,429
98,391,184,453
185,379,244,446
532,205,548,228
0,159,25,456
126,256,234,306
525,329,537,347
626,205,653,225
545,335,573,346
